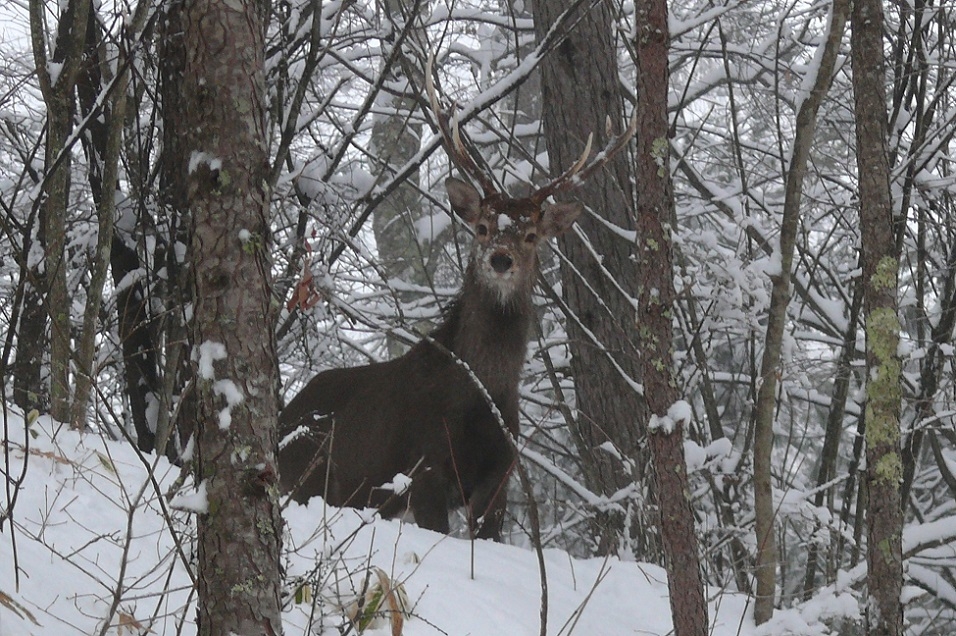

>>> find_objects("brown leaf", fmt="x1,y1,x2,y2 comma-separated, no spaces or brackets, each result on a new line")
0,590,41,626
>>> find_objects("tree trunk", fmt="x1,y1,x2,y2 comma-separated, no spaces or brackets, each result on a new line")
370,0,429,355
633,0,708,632
74,5,161,451
28,0,93,423
71,4,148,430
44,104,73,425
851,0,904,632
750,0,848,621
532,0,653,559
12,253,47,413
179,0,283,630
155,0,196,458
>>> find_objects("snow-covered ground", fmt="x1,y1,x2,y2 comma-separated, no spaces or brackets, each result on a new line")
0,409,778,635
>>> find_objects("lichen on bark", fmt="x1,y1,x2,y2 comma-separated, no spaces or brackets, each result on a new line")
865,306,901,431
870,255,898,291
873,453,903,485
864,290,902,487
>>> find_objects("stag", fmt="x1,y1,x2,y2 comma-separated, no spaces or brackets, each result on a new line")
278,61,636,540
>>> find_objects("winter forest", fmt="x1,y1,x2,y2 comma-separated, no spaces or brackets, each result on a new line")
0,0,952,632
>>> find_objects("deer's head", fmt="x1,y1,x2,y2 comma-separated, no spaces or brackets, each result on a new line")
444,177,581,300
426,55,636,302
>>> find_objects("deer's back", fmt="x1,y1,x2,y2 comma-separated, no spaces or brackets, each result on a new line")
278,339,514,508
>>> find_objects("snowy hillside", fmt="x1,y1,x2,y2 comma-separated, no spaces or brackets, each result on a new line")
1,408,842,635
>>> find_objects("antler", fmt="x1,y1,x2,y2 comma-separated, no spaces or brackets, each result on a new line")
426,53,638,205
529,112,639,205
426,54,499,199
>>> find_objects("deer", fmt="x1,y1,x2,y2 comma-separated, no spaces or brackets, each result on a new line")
277,59,637,541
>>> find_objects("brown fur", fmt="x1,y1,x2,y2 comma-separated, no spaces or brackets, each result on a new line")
278,178,581,540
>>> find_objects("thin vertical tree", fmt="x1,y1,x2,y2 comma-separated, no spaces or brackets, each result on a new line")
155,0,195,458
73,7,160,449
179,0,283,630
70,4,151,431
750,0,849,621
28,0,93,423
634,0,708,632
851,0,904,632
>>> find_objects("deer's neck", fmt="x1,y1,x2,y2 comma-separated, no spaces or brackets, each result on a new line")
432,266,534,394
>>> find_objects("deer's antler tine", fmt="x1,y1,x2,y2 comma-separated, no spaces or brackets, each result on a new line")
571,110,639,185
568,133,594,180
450,110,467,160
529,133,592,205
425,54,442,124
426,53,498,198
531,111,638,204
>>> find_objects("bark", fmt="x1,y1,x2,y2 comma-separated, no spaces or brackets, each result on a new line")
155,0,195,457
44,102,74,425
180,0,283,630
531,0,652,559
28,0,94,423
750,0,848,622
12,254,47,413
8,143,46,414
634,0,708,632
851,0,904,631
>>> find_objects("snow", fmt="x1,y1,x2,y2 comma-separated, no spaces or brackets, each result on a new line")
413,211,453,245
112,267,147,294
685,436,734,474
47,61,63,86
908,563,956,608
196,340,226,380
755,588,860,636
187,151,222,175
180,434,195,462
519,447,609,507
1,409,758,636
173,240,187,265
648,401,692,434
668,399,693,424
378,472,413,495
212,378,244,430
903,516,956,555
170,480,208,513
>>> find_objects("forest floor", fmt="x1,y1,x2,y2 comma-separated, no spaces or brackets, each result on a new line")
1,409,853,635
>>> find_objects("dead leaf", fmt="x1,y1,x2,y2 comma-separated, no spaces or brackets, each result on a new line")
0,589,41,626
97,451,117,475
345,567,410,635
116,610,152,635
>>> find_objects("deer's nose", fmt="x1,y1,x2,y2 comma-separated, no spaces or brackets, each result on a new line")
490,251,513,273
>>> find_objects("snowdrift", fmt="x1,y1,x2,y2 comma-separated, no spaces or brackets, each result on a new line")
1,411,762,635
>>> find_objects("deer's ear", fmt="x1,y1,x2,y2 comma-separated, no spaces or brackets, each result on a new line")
445,177,482,224
540,202,583,238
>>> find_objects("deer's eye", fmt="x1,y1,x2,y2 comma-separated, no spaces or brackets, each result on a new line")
525,232,537,244
476,223,489,237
